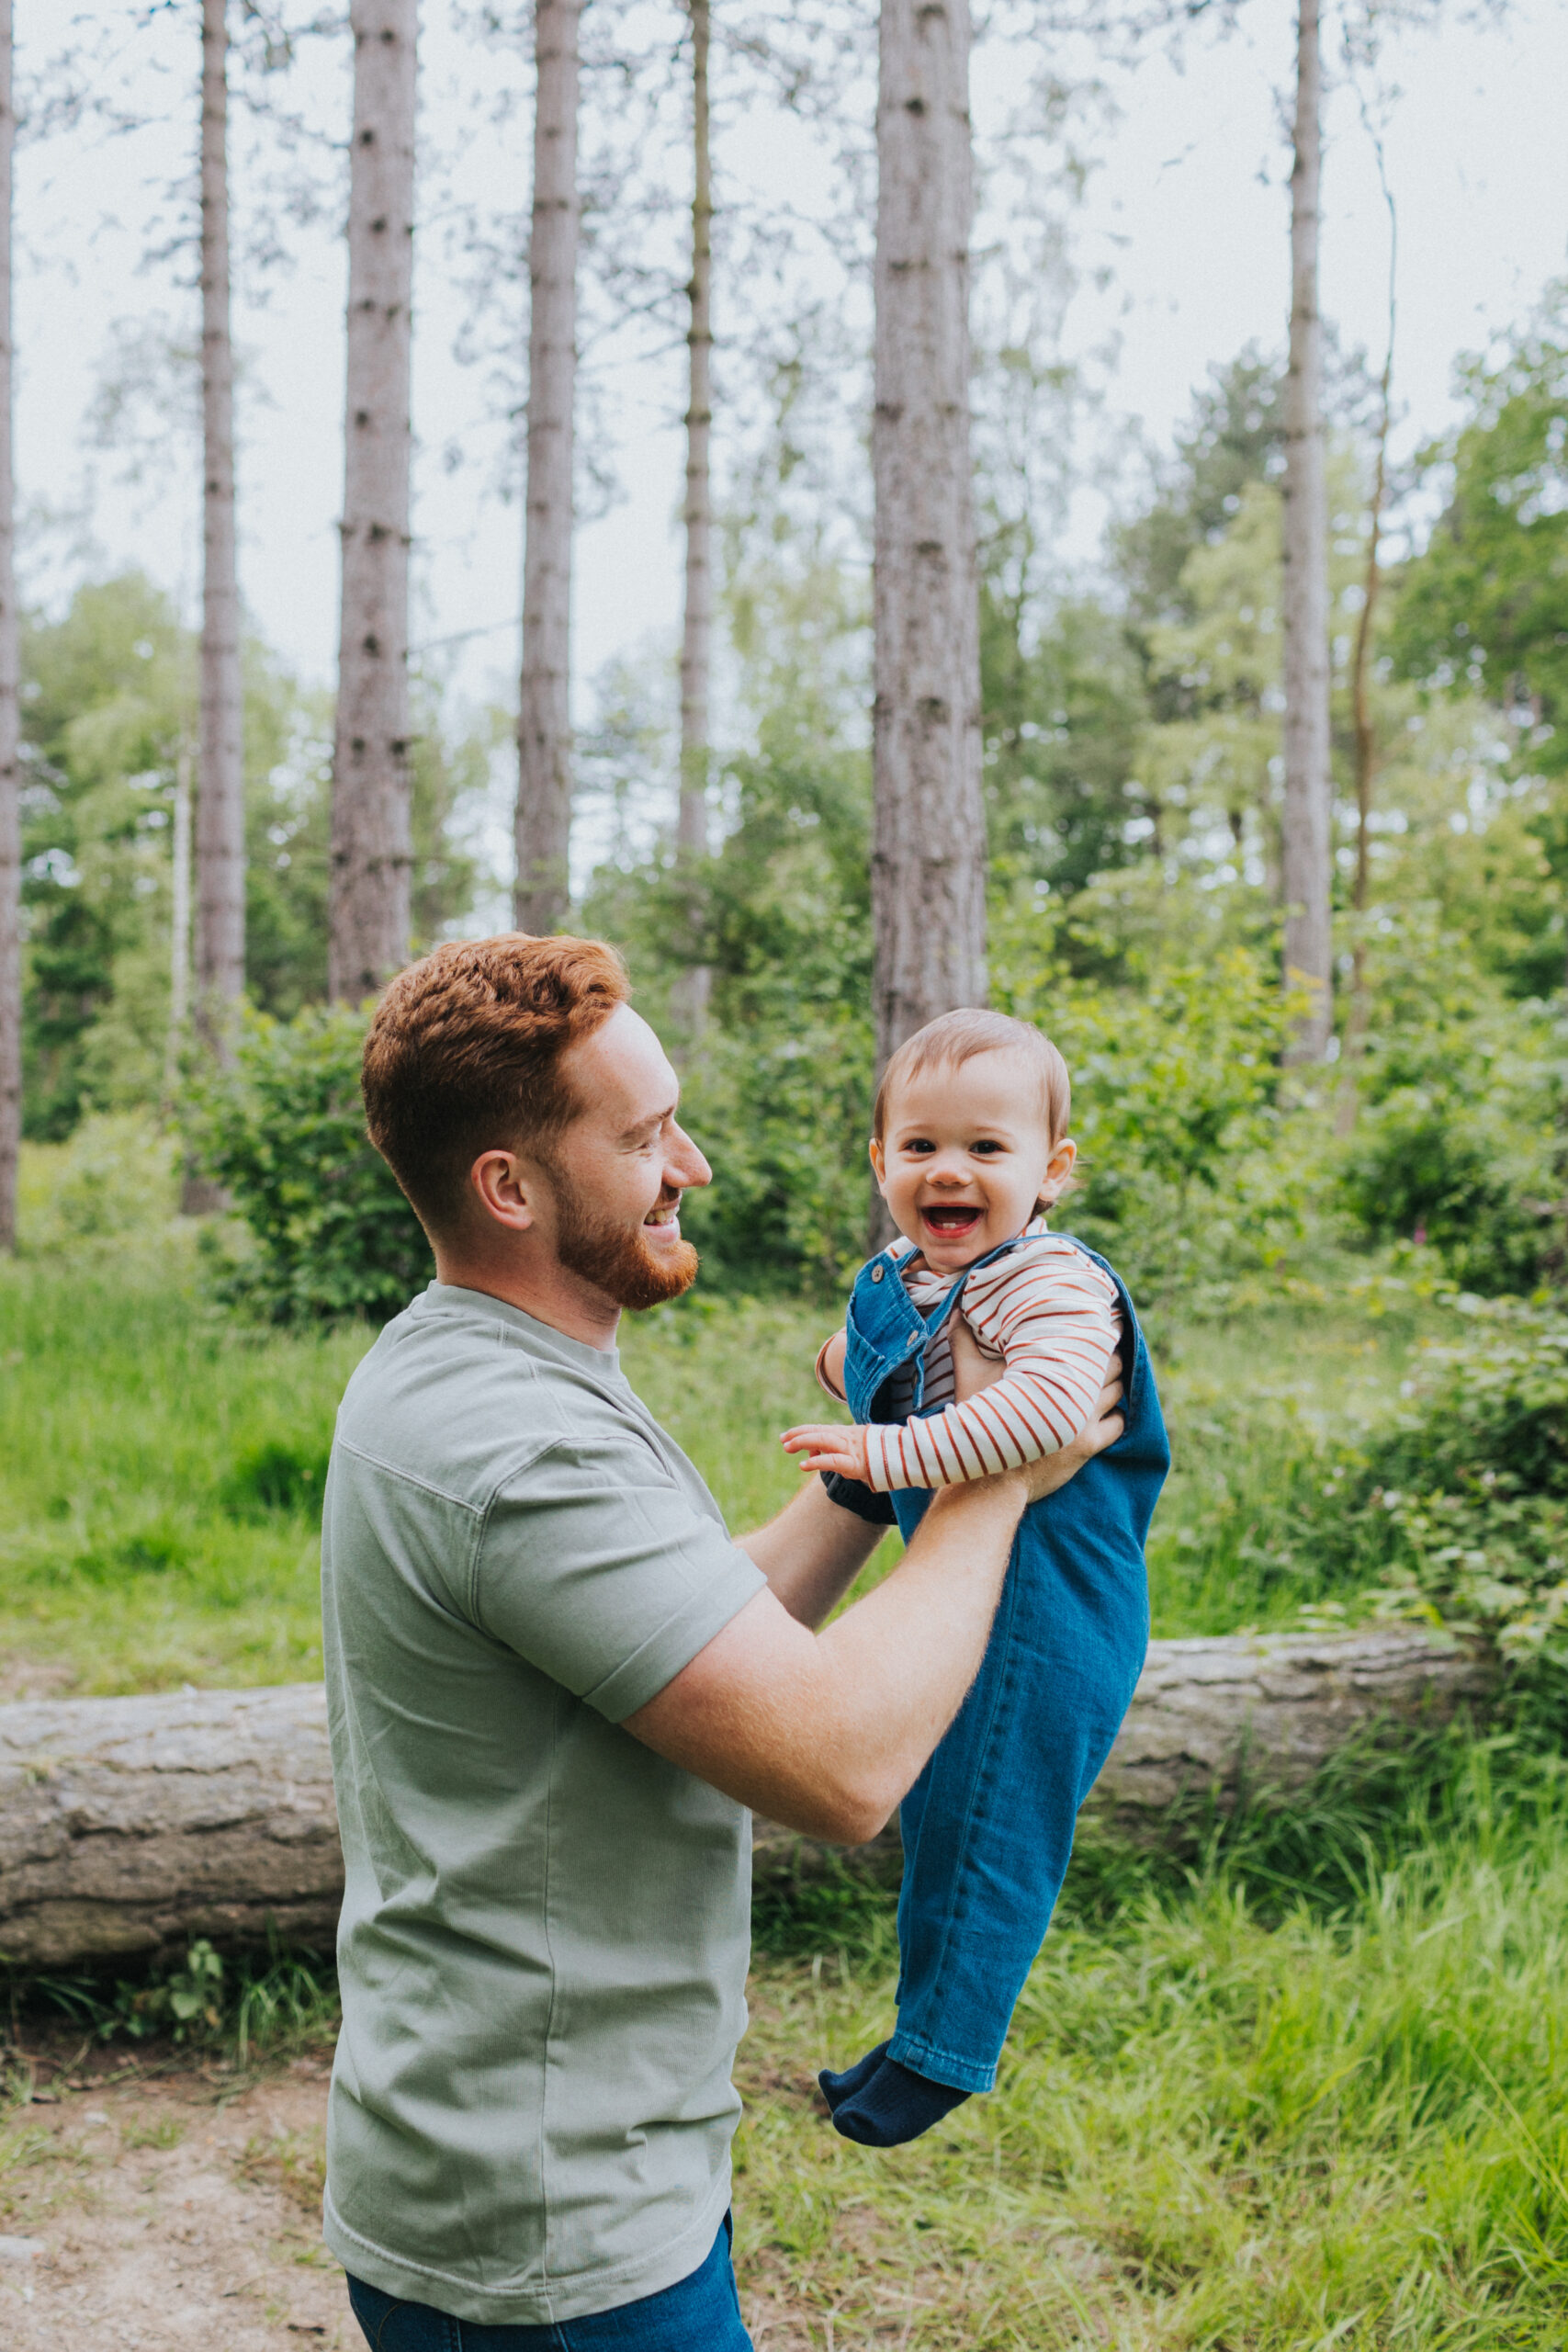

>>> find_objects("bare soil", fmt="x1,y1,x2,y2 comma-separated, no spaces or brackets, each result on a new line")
1,2036,347,2350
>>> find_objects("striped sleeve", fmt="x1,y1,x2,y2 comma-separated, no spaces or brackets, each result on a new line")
861,1240,1121,1494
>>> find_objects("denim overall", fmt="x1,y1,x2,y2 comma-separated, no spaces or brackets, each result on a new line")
843,1233,1169,2093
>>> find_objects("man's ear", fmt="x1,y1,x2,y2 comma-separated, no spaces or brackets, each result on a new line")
468,1148,541,1236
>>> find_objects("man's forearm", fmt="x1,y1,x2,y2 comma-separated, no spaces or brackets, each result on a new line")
737,1476,886,1628
628,1472,1026,1843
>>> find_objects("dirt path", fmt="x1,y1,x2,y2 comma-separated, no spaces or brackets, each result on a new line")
1,2043,346,2350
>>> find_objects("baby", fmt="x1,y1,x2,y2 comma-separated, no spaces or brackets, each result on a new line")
782,1008,1169,2147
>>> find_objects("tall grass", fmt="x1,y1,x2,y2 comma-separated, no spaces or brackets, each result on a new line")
739,1739,1568,2347
1,1208,1464,1693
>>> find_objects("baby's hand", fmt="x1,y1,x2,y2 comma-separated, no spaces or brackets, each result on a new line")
781,1421,870,1480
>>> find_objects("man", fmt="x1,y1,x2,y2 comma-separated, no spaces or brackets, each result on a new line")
324,933,1123,2349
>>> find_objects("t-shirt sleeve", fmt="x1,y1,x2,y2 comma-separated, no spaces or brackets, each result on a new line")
474,1433,767,1723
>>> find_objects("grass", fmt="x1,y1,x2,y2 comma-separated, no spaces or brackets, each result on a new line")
7,1160,1568,2339
737,1742,1568,2347
0,1179,1457,1694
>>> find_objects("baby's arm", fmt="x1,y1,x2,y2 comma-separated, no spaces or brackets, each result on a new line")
863,1250,1121,1494
783,1327,866,1477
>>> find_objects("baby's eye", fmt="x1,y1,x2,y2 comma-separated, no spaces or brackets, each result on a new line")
971,1139,1005,1156
904,1136,936,1154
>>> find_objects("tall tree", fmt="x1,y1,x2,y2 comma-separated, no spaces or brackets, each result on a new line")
182,0,247,1215
513,0,580,937
331,0,416,1001
671,0,713,1034
1280,0,1332,1059
871,0,986,1079
0,0,17,1253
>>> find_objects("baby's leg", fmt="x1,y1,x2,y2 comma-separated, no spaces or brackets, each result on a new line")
831,1527,1144,2145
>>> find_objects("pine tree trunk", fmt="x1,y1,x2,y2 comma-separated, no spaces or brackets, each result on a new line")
513,0,580,938
163,741,193,1118
0,0,17,1257
182,0,246,1218
871,0,986,1087
1280,0,1333,1062
331,0,416,1001
671,0,713,1038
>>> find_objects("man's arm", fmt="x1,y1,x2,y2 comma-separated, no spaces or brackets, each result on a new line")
626,1377,1124,1844
737,1475,886,1629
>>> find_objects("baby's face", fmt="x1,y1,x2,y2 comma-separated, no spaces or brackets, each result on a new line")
870,1048,1075,1275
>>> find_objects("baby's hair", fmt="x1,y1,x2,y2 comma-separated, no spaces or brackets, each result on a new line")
873,1009,1071,1147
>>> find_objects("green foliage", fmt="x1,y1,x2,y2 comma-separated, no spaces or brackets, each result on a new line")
1295,1302,1568,1664
17,1112,180,1254
1396,282,1568,770
1337,908,1563,1290
17,571,490,1139
185,1002,432,1324
995,911,1310,1310
23,1939,340,2064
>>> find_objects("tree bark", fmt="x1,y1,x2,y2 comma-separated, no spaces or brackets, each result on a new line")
1280,0,1333,1063
1335,145,1396,1138
195,0,245,1058
871,0,987,1093
330,0,416,1002
0,1631,1494,1967
513,0,580,938
0,0,17,1258
671,0,713,1038
163,740,193,1118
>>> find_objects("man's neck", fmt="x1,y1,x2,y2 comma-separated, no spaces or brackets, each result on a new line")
431,1247,622,1352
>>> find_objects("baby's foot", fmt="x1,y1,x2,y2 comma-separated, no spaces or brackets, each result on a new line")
817,2041,888,2114
831,2054,970,2148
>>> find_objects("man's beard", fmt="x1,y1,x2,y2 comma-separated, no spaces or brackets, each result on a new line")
551,1176,700,1311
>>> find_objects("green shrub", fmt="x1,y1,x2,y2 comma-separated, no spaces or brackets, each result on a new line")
1285,1301,1568,1662
1334,908,1563,1294
995,930,1314,1313
18,1113,180,1253
185,1003,430,1324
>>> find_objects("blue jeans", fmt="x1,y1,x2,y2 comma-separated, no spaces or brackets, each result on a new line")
346,2216,751,2350
842,1234,1169,2093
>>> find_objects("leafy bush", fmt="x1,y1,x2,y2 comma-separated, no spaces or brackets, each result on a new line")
1334,907,1564,1294
996,925,1314,1313
185,1003,430,1323
19,1112,179,1252
1286,1302,1568,1662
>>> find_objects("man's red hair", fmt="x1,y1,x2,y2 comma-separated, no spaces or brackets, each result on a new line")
362,933,630,1238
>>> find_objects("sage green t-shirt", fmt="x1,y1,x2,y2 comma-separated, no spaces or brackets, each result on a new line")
319,1281,766,2327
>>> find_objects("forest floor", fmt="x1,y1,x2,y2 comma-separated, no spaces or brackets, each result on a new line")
0,2031,344,2352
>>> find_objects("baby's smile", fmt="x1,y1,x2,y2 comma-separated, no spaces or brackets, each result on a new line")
919,1203,983,1238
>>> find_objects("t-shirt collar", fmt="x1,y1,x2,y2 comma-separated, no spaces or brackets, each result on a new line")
413,1278,623,1373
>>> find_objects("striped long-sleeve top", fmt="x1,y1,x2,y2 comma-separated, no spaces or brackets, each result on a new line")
820,1220,1122,1495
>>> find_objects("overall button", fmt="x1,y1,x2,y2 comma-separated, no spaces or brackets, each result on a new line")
871,1264,885,1283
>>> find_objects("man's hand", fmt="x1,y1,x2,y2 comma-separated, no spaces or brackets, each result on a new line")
1020,1374,1125,1501
781,1420,870,1480
624,1358,1126,1847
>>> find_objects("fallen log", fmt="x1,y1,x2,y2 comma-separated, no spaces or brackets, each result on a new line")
1,1628,1495,1971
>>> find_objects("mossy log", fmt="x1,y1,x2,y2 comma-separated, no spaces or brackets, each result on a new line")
0,1629,1495,1970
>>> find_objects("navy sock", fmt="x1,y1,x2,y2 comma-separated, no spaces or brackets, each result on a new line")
831,2054,971,2148
817,2041,889,2115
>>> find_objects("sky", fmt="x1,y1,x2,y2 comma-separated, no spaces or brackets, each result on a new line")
17,0,1568,771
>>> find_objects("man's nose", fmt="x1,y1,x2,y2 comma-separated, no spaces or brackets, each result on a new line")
669,1125,712,1190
